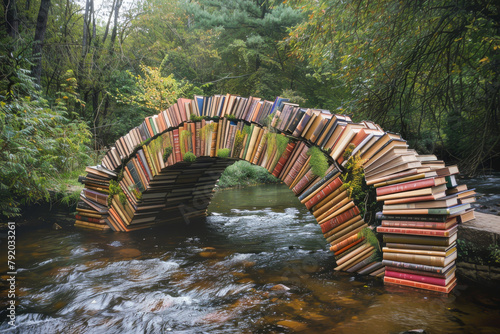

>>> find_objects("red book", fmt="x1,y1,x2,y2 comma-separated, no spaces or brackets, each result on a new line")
75,215,102,224
136,155,150,183
292,169,315,195
385,269,453,287
195,122,201,157
376,177,447,196
173,128,182,162
272,142,296,177
376,225,457,237
384,276,457,293
190,122,196,154
320,206,360,234
283,145,309,186
329,234,363,252
381,218,457,230
305,177,343,210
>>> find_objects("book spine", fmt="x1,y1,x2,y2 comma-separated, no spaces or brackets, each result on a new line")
382,252,445,267
320,207,360,234
173,129,181,162
272,142,296,177
298,166,339,201
381,220,449,230
376,226,455,237
306,177,343,210
283,146,309,186
292,169,315,195
384,276,455,293
385,266,450,279
381,260,446,273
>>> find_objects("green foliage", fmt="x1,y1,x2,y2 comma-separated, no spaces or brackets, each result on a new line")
163,147,173,162
0,67,92,218
280,89,306,105
184,0,306,100
358,227,382,261
190,115,207,122
225,114,237,120
264,133,289,161
180,130,192,155
112,64,188,113
341,153,379,224
200,122,218,141
108,180,120,206
342,143,356,161
232,130,246,158
457,239,500,266
288,0,500,175
217,148,230,158
217,161,280,188
307,146,329,177
183,151,196,163
129,184,142,202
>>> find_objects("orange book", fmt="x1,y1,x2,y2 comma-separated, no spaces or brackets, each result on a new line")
384,276,457,293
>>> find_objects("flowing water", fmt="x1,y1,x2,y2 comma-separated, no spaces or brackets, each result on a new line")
1,184,500,333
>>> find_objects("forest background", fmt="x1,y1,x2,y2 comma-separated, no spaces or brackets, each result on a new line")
1,0,499,218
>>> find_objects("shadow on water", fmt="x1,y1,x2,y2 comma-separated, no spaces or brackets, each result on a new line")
1,183,500,333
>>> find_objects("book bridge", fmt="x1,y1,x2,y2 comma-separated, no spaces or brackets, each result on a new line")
76,94,471,291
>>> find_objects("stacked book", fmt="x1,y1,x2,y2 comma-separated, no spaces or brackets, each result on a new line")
75,166,116,230
371,162,476,293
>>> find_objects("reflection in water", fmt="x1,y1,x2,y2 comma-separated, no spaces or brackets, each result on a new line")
1,184,500,333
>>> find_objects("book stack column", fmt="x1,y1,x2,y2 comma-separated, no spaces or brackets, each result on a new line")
75,166,117,230
371,163,476,293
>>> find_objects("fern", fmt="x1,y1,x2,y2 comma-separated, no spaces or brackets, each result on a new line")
341,152,380,224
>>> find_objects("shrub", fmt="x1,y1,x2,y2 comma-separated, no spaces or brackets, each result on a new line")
217,148,230,158
183,151,196,163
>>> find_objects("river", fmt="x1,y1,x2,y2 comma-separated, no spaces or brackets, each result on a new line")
1,184,500,333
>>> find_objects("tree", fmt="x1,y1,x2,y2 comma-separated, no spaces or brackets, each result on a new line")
32,0,51,84
3,0,19,38
287,0,500,174
183,0,306,100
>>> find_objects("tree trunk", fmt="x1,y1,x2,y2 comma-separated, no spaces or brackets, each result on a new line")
3,0,19,38
31,0,51,85
109,0,122,53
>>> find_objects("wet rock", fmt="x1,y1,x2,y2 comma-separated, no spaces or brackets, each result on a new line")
270,284,290,292
276,320,307,332
52,223,62,230
198,251,217,258
236,278,254,284
117,248,141,257
399,330,427,334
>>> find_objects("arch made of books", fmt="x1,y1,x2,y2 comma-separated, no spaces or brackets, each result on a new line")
77,94,474,291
